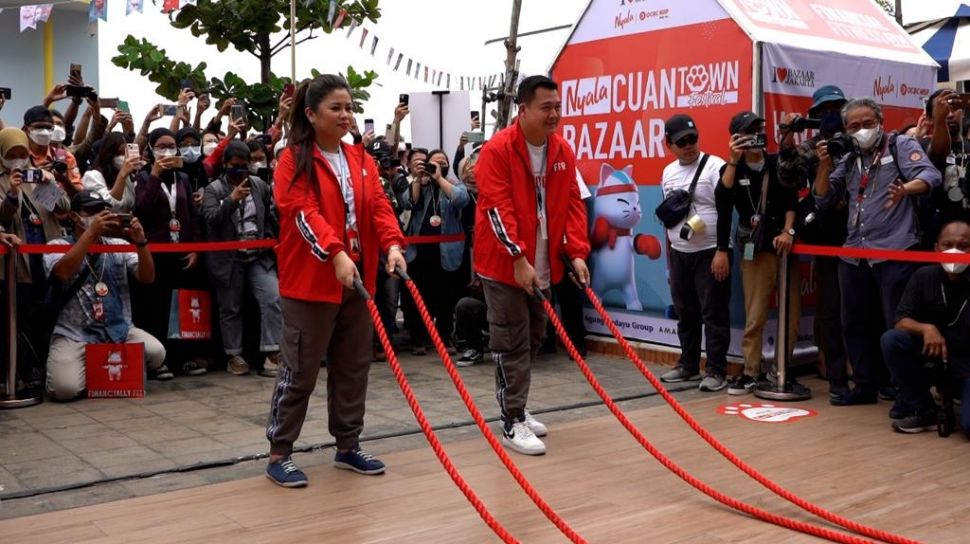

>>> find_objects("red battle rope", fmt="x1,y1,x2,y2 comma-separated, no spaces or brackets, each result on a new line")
537,290,879,544
399,272,587,544
354,279,519,544
575,281,921,544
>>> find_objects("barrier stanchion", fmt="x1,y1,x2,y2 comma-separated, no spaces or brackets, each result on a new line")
755,251,811,402
1,246,41,409
352,277,520,544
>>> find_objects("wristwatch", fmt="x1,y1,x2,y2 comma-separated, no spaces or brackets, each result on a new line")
787,228,796,237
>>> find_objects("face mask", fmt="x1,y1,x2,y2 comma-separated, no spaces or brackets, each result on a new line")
51,125,67,144
747,160,765,172
851,127,882,151
112,155,127,170
28,128,53,146
249,161,267,174
819,111,844,135
154,147,177,159
2,158,29,172
203,143,218,156
180,146,202,163
942,248,969,274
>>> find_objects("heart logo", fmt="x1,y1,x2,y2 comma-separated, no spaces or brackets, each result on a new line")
775,67,789,84
718,403,817,424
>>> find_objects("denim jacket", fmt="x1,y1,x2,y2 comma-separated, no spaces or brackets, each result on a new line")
401,178,470,271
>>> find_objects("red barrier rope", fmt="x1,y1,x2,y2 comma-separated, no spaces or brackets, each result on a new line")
362,290,519,544
581,287,921,544
793,243,970,264
401,277,588,544
539,293,877,544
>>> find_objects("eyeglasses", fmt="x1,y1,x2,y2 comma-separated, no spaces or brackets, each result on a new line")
674,134,698,147
845,119,879,132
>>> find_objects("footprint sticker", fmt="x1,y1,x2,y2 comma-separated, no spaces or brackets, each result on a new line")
718,403,817,424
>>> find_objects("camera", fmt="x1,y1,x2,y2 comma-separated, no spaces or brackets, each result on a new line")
679,214,706,241
366,137,401,170
738,133,766,150
825,132,855,160
115,213,133,228
782,116,822,133
51,161,68,175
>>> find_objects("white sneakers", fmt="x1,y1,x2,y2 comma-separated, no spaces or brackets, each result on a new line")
502,410,548,456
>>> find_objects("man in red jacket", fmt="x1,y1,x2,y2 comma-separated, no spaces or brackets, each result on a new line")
474,76,591,455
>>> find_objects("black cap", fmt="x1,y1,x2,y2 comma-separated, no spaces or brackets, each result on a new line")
23,106,53,126
730,111,765,134
664,114,698,143
71,190,110,214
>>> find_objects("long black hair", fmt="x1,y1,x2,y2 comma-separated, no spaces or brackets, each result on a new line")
92,132,127,182
288,74,353,203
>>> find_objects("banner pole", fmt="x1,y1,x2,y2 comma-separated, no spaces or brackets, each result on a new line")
1,247,42,409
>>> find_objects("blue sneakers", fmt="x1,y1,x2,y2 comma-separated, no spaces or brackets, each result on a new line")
266,456,309,488
333,447,386,475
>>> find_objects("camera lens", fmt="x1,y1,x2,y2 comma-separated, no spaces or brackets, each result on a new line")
679,224,693,241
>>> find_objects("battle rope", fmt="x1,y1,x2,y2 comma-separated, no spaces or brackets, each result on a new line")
562,258,921,544
537,287,877,544
353,278,519,544
398,269,587,544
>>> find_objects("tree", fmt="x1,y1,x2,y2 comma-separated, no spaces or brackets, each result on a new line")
112,0,381,130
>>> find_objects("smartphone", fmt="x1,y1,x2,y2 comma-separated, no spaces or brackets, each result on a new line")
100,97,119,109
117,100,130,114
463,131,485,144
22,169,45,183
180,78,194,93
230,104,246,123
169,156,184,169
424,162,438,176
66,85,93,99
69,63,82,81
161,104,178,116
470,111,480,120
399,93,409,106
114,213,133,228
947,93,970,110
364,118,375,134
125,143,140,161
0,87,10,100
282,83,295,100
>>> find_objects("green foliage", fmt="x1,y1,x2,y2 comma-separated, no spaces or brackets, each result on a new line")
112,0,381,130
310,65,379,113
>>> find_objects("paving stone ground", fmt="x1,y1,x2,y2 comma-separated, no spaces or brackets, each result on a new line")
0,344,752,520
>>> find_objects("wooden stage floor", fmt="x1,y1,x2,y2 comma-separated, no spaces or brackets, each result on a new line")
1,391,966,543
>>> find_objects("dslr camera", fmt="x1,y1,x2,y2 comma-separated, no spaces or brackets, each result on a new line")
366,137,401,171
738,133,767,150
781,116,822,133
825,133,855,160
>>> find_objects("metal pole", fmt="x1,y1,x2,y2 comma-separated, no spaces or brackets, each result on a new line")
776,252,789,390
290,0,297,83
1,246,41,409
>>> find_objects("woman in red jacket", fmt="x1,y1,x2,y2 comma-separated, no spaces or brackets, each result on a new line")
265,75,406,487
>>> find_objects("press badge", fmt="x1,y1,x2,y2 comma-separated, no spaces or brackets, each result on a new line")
743,242,755,261
880,155,894,166
739,178,751,187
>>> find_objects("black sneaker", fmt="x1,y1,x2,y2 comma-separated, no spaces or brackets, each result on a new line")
456,349,484,367
829,380,851,399
879,386,898,401
830,386,878,406
726,375,756,396
149,365,174,381
889,401,912,421
891,410,937,434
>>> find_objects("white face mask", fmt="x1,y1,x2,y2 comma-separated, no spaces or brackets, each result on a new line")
113,155,126,170
942,248,969,274
250,161,267,174
180,146,202,163
203,142,218,156
747,160,765,172
51,125,67,144
852,127,882,151
28,128,53,146
154,147,177,159
2,157,29,172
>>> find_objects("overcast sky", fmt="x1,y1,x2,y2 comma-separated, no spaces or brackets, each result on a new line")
97,0,589,135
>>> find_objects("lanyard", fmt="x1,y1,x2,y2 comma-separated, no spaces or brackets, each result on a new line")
160,180,178,215
321,147,356,230
533,146,548,240
855,140,887,204
941,283,969,327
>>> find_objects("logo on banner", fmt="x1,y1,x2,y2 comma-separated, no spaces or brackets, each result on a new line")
873,75,896,101
772,66,815,88
900,83,930,98
718,403,818,424
561,61,740,117
739,0,808,29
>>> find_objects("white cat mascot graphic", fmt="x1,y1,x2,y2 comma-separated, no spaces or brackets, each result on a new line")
103,350,125,382
590,164,662,311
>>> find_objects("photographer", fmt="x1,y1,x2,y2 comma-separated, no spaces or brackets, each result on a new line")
43,190,168,401
367,137,405,358
23,106,83,193
777,84,850,398
657,114,729,391
814,97,941,406
401,149,470,354
716,111,801,396
925,89,969,231
203,141,281,378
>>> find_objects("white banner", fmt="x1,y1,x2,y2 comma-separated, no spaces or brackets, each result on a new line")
566,0,729,46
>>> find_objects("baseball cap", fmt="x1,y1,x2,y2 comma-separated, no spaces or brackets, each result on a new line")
23,106,54,127
71,189,110,214
729,111,765,134
664,114,698,143
808,85,847,116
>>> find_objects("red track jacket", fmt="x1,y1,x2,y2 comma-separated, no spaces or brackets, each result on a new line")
274,141,405,303
473,122,590,287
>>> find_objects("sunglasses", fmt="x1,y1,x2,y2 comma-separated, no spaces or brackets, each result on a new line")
674,134,698,147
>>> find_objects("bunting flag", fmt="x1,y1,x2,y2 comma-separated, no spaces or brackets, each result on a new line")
437,72,444,87
359,27,368,48
345,17,358,37
394,53,403,71
414,62,421,80
162,0,179,13
446,74,451,89
89,0,108,23
327,0,336,25
424,66,429,83
333,8,348,29
126,0,144,15
370,36,379,56
20,6,38,31
405,59,412,77
387,47,395,65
